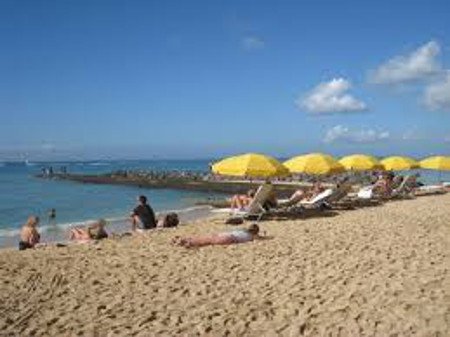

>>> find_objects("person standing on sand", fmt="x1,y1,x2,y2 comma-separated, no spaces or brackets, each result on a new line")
19,216,41,250
130,195,157,231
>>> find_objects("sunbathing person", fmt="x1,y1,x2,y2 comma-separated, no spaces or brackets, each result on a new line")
70,219,108,242
19,216,41,250
391,175,404,190
410,173,424,188
230,189,256,210
372,172,394,197
172,223,263,248
284,181,325,205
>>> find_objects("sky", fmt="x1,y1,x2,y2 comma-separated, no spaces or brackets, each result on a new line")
1,0,450,160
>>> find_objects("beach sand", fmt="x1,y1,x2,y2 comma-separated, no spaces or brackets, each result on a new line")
0,194,449,336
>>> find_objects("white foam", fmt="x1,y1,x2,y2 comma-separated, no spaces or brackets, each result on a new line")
0,228,21,238
211,208,232,213
159,205,212,214
88,162,110,166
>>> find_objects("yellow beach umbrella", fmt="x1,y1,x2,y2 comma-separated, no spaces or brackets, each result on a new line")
284,153,345,175
339,154,383,171
212,153,289,177
419,156,450,170
381,156,419,171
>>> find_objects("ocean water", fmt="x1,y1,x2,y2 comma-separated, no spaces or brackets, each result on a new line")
0,160,224,247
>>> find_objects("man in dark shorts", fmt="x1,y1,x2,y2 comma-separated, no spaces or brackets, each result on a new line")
131,195,157,230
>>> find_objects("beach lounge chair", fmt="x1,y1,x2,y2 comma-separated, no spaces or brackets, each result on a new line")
322,183,358,209
232,183,275,220
390,175,416,198
328,183,352,202
260,187,335,220
298,188,334,209
278,186,348,210
414,184,447,196
355,185,375,199
343,185,384,207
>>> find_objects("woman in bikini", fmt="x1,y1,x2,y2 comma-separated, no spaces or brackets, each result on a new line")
285,181,325,204
69,219,109,242
230,189,256,210
373,172,394,197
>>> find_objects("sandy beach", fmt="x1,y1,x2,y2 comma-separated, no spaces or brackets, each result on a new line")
0,193,449,337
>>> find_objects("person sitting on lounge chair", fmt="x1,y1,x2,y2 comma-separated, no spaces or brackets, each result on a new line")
287,181,325,203
391,175,404,190
70,219,108,242
230,189,256,210
372,172,394,197
410,173,424,188
171,223,263,248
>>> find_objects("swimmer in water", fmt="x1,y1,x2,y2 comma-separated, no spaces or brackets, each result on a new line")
48,208,56,226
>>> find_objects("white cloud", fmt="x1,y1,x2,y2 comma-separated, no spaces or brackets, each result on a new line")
241,36,265,51
369,41,442,84
298,78,367,114
324,125,390,143
423,71,450,111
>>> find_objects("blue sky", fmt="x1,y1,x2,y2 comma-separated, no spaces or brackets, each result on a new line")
1,0,450,160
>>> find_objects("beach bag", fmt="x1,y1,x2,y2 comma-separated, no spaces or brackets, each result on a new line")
158,213,179,228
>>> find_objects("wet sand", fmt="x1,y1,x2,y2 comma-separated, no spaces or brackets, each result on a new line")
0,194,449,336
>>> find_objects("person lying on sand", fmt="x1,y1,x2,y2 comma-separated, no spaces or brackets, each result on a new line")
69,219,108,242
172,223,264,248
19,215,41,250
230,189,256,210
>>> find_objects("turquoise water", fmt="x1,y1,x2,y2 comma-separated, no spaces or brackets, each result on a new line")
0,160,222,246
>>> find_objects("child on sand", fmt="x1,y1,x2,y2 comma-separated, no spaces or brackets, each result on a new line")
171,223,264,248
